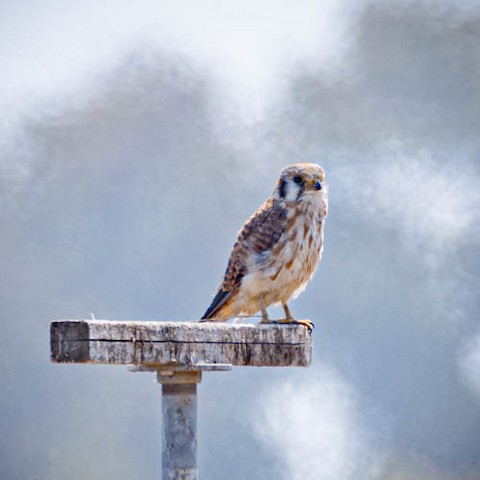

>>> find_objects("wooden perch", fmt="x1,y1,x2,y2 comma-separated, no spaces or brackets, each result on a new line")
50,319,313,480
50,320,312,369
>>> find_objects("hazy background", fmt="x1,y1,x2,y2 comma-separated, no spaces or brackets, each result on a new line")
1,1,480,479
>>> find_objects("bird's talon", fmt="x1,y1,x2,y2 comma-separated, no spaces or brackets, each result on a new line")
268,318,314,333
293,319,315,332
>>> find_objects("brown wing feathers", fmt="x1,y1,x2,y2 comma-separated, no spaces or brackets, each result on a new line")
201,199,287,319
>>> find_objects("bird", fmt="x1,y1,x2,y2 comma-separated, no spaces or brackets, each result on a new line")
200,163,328,331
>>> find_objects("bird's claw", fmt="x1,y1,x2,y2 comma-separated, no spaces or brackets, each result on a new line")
292,319,314,333
270,318,314,333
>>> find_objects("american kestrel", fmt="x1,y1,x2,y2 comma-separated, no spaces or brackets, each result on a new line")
200,163,328,330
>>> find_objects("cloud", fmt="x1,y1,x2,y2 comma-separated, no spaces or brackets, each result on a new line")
0,0,361,134
336,146,480,265
0,0,364,206
253,367,381,480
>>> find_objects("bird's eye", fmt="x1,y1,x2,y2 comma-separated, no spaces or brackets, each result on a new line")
293,176,303,184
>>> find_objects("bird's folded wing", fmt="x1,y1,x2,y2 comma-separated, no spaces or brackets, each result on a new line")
201,199,287,319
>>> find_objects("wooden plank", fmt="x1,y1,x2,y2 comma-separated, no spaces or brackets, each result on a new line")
50,320,312,368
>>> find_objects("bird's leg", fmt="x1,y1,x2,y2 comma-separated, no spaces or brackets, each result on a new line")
271,303,314,332
283,303,293,320
259,296,272,324
260,308,270,323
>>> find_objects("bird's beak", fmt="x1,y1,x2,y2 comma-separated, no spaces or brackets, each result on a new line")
307,178,322,191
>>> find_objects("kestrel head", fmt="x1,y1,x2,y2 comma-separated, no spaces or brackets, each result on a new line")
273,163,326,203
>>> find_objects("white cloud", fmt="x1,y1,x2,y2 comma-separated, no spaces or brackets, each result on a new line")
0,0,360,134
253,367,381,480
338,147,480,265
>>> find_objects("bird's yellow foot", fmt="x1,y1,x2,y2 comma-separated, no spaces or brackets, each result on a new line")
272,318,314,333
293,319,314,332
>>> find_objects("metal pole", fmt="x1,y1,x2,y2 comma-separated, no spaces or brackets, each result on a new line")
158,371,201,480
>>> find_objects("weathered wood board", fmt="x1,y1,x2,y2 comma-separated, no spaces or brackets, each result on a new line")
50,320,312,368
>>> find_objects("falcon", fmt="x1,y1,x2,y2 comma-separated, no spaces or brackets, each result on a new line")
200,163,328,330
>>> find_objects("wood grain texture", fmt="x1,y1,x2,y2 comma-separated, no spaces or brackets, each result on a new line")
50,320,312,368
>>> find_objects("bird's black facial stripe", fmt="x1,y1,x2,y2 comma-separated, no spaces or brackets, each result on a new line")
296,181,305,200
278,179,287,198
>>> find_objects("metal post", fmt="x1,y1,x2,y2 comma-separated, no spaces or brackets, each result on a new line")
158,371,201,480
